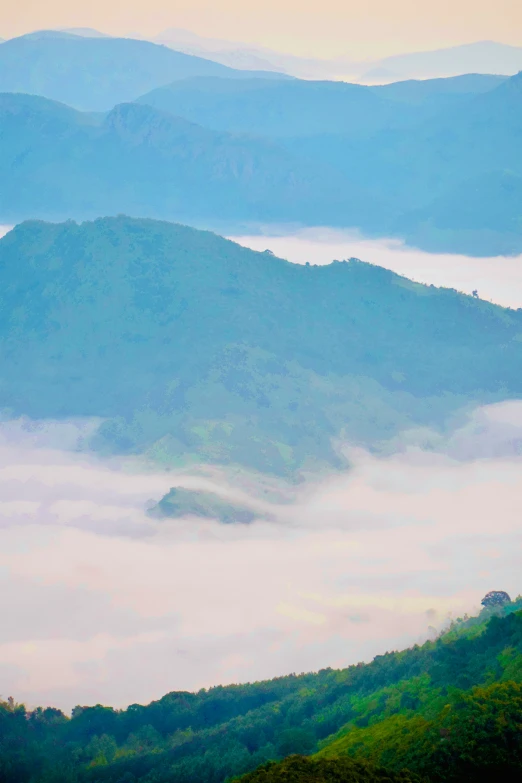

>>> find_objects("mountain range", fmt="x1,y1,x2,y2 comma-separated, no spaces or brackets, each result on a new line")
0,92,361,228
134,31,522,82
1,216,522,474
0,31,287,111
1,61,522,253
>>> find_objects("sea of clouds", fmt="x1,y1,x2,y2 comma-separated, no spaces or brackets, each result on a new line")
1,402,521,711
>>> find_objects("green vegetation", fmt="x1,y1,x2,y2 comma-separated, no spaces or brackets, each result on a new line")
236,755,423,783
2,216,522,474
1,600,522,782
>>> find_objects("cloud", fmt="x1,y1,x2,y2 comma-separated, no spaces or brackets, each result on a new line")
0,405,521,710
229,227,522,309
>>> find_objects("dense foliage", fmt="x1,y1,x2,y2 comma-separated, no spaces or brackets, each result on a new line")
0,602,522,782
1,216,522,473
236,755,423,783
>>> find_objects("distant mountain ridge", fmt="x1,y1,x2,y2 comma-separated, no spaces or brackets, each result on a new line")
135,30,522,82
0,92,366,228
0,31,288,111
1,64,521,253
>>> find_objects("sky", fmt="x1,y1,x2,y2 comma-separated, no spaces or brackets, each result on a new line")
4,0,522,58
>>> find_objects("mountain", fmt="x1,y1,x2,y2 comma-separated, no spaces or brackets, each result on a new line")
151,28,347,79
371,72,507,105
136,76,400,137
152,27,287,74
0,32,287,111
2,216,522,474
0,93,361,228
135,73,505,139
363,40,522,81
59,27,111,38
1,598,521,783
2,67,521,253
283,70,522,253
144,31,522,83
398,171,522,256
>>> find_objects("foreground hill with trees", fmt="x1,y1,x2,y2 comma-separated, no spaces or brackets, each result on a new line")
1,598,522,782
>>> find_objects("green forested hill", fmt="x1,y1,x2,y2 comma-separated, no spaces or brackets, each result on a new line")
1,601,522,783
2,216,522,473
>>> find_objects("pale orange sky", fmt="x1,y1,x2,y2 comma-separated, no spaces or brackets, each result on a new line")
4,0,522,59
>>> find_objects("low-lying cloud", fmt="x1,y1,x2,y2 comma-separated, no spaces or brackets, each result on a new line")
0,402,521,711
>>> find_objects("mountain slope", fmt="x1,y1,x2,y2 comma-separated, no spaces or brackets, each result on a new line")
2,216,522,473
0,600,521,783
0,32,287,111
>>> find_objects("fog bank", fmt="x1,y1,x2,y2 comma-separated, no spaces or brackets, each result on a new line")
0,404,521,710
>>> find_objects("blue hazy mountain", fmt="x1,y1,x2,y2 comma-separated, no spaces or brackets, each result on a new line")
0,93,368,227
280,71,522,253
1,216,522,474
368,40,522,80
1,67,521,253
135,73,505,138
0,31,288,111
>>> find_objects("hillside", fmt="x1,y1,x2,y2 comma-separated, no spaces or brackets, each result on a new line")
1,599,521,783
1,216,522,473
0,32,286,111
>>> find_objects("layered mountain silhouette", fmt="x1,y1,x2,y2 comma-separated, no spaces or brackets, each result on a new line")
0,31,287,111
0,93,365,227
0,58,521,252
136,72,507,138
1,216,522,473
